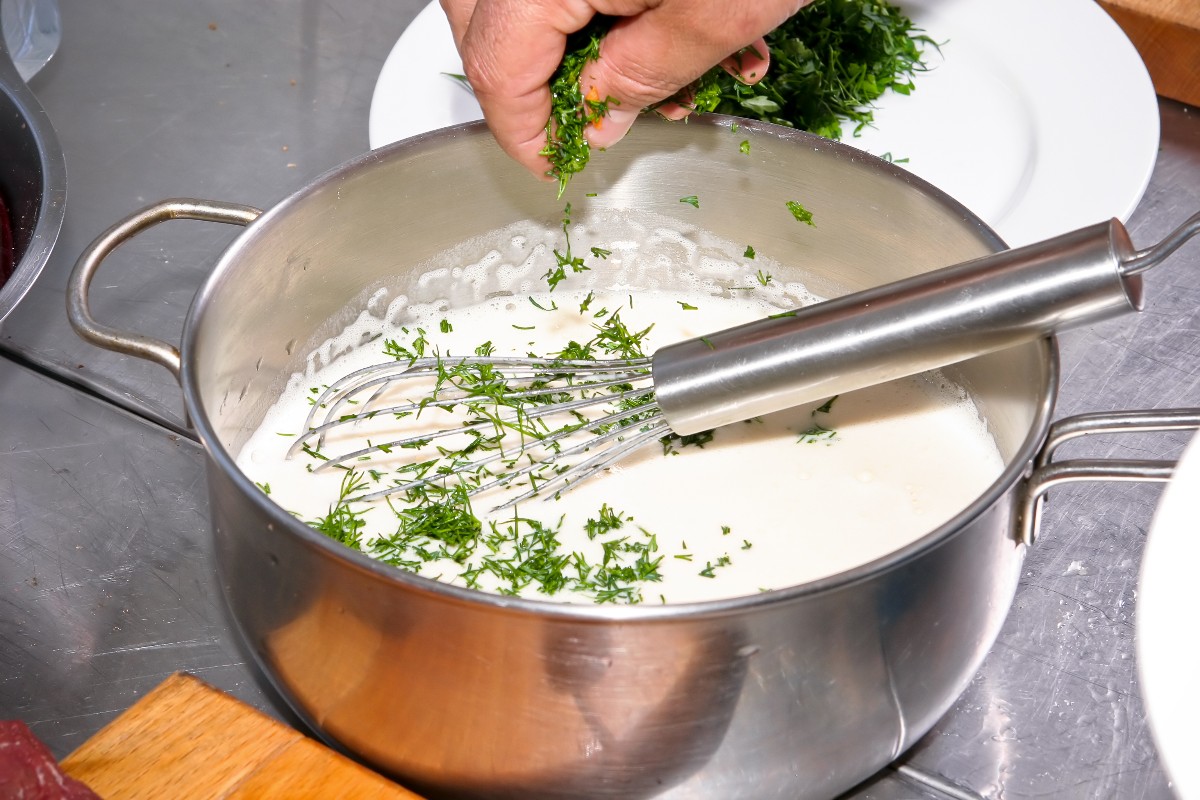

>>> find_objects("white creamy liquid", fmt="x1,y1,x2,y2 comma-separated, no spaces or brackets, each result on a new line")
238,286,1005,605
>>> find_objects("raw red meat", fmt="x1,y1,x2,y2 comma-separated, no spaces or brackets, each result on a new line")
0,721,101,799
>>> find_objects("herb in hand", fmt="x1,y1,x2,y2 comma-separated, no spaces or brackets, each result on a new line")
541,0,930,192
687,0,933,140
543,18,614,197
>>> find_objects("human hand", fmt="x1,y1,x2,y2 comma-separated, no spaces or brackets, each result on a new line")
441,0,812,180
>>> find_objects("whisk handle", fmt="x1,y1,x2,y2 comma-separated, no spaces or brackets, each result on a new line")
653,219,1146,436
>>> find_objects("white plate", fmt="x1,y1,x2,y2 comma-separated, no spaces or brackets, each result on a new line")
369,0,1159,247
1139,432,1200,799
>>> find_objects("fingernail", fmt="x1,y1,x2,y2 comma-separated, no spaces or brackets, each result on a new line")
586,105,639,150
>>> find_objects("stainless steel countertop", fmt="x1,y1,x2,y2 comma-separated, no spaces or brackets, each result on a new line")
1,1,1198,797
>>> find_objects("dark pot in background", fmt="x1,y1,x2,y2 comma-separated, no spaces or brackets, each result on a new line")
0,0,65,322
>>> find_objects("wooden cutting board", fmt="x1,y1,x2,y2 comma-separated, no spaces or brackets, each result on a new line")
60,673,425,800
1097,0,1200,107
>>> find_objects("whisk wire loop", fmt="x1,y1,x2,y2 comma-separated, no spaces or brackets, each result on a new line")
288,353,662,507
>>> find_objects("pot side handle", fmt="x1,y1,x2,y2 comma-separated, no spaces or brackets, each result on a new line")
66,198,263,381
1019,408,1200,545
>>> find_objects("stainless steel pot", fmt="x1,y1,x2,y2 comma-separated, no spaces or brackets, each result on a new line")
65,117,1191,799
0,10,64,322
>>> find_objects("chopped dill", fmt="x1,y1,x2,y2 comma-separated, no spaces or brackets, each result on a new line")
543,203,591,291
797,424,837,443
543,18,613,196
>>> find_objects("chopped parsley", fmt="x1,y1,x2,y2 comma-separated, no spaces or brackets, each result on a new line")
786,200,816,226
686,0,934,140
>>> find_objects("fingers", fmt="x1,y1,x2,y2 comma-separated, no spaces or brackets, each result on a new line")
581,2,805,149
453,0,596,178
649,37,772,124
447,0,813,177
721,37,771,85
439,0,474,50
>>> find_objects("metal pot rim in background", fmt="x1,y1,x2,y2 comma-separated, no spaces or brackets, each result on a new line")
0,0,65,324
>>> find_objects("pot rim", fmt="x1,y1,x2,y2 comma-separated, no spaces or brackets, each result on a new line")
0,24,67,323
182,116,1058,622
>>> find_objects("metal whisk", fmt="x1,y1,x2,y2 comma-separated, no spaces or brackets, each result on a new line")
289,354,665,507
290,212,1200,505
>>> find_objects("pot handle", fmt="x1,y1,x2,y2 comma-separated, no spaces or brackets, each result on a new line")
1019,408,1200,545
66,198,263,381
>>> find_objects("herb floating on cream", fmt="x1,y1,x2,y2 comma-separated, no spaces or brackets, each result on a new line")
237,211,1004,604
786,201,816,226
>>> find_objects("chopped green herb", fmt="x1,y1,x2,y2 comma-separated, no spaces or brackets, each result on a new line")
699,554,733,578
786,200,816,226
660,429,716,455
756,269,772,286
797,424,837,443
541,1,929,191
310,470,371,549
680,195,700,208
301,444,328,461
684,0,934,140
677,301,698,311
543,203,592,291
744,245,756,259
814,395,839,414
542,20,613,196
585,503,628,540
739,139,751,155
